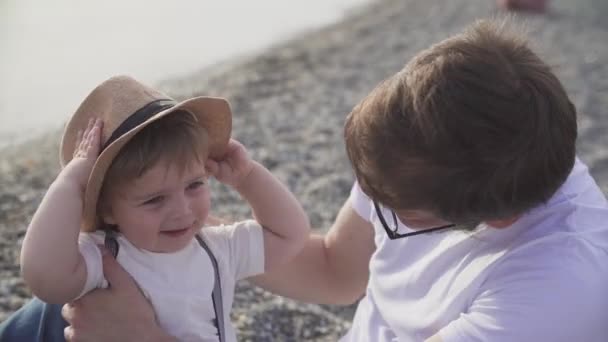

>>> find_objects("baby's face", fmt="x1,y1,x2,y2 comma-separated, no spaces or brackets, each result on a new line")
102,159,210,253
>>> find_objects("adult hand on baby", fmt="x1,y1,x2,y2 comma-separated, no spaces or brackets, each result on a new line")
60,118,103,191
205,139,255,188
62,249,173,342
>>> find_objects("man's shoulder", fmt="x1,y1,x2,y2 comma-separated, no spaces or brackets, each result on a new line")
490,231,608,287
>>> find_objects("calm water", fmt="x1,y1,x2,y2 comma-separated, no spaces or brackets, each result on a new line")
0,0,369,149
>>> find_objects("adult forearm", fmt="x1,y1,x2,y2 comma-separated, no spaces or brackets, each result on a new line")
251,234,364,305
253,199,374,305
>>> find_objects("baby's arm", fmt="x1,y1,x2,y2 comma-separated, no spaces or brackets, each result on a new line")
206,139,310,271
20,119,102,303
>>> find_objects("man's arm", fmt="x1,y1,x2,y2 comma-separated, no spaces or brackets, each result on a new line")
250,198,376,305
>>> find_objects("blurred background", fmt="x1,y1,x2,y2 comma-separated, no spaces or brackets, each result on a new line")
0,0,369,149
1,0,605,150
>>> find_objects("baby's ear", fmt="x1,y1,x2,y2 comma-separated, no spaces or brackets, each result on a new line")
102,213,116,225
98,201,116,225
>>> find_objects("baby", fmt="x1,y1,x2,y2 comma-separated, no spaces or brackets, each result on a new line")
20,75,310,341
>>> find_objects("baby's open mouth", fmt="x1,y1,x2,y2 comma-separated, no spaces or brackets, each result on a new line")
160,227,190,237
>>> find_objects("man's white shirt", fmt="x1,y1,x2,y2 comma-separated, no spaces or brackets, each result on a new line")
342,158,608,342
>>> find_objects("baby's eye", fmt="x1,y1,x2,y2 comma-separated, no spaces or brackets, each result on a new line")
187,180,205,190
143,196,164,205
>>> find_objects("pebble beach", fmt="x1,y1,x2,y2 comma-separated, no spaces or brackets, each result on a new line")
1,0,607,340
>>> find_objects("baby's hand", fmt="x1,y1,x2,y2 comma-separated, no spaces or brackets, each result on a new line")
205,139,254,188
60,118,103,191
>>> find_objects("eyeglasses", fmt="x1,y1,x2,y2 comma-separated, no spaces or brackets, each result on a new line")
373,201,456,239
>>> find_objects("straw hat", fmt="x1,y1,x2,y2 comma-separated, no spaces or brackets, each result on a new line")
60,75,232,232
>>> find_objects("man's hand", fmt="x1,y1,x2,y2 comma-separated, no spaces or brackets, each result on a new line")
61,249,174,341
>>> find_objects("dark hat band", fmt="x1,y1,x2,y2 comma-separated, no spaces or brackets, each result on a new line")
101,99,176,151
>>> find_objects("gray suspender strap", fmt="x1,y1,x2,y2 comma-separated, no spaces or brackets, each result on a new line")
195,235,225,342
104,228,120,258
103,231,225,342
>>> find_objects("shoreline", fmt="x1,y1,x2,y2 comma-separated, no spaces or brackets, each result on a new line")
1,0,607,339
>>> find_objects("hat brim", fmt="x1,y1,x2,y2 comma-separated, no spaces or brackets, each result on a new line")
80,96,231,232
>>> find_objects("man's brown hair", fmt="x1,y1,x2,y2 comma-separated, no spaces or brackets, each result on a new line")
345,19,577,224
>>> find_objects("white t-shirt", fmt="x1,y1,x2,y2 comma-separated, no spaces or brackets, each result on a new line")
78,220,264,342
342,158,608,342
